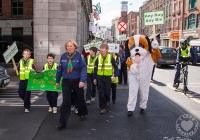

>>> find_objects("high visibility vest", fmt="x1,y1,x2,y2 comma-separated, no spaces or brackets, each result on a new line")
44,63,58,70
181,45,191,57
19,58,34,80
111,55,118,83
97,54,112,76
87,55,97,74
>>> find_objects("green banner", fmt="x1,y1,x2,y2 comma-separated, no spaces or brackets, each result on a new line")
27,70,62,92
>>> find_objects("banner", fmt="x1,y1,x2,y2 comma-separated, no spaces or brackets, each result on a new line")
27,70,62,92
3,41,18,64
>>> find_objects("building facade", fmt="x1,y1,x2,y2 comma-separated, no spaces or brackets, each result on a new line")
182,0,200,42
111,17,120,42
0,0,33,47
127,11,139,37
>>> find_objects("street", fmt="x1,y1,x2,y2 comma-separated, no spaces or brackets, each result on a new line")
0,65,200,140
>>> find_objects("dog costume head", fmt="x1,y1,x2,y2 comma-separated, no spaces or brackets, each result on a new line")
126,35,152,63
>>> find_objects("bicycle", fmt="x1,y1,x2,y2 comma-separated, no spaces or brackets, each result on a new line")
175,61,189,95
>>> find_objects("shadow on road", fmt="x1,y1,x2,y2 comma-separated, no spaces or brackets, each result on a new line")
152,80,166,87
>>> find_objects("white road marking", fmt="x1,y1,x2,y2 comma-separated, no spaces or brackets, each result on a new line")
0,100,6,103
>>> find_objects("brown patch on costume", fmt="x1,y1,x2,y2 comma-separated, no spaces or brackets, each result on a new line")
128,36,135,49
139,35,149,51
126,57,133,68
151,48,162,63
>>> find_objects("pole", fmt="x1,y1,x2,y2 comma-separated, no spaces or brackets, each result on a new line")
153,25,156,41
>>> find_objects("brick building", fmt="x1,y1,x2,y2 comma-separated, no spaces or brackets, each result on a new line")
182,0,200,42
0,0,92,69
0,0,33,48
127,11,139,37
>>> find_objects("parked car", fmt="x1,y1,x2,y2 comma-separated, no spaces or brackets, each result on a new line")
156,46,177,68
189,39,200,63
0,66,10,87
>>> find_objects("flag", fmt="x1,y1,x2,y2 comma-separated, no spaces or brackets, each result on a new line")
93,9,100,21
93,2,101,15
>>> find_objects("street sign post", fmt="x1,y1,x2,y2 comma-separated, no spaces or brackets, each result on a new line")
3,41,19,75
118,22,127,32
3,42,18,64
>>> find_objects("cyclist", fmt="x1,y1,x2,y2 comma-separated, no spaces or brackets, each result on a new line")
173,39,196,87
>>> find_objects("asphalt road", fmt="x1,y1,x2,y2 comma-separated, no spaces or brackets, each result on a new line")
0,65,200,140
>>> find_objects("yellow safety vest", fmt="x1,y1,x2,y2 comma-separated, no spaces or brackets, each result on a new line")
181,45,191,57
87,55,97,74
19,58,34,80
111,55,118,83
97,54,112,76
44,63,58,70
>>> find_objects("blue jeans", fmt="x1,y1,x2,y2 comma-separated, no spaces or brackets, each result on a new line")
174,64,181,84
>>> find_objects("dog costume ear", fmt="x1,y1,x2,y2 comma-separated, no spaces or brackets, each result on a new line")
145,36,152,54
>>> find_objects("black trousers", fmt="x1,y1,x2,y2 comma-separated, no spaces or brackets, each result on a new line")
46,91,58,107
86,73,96,101
71,90,78,109
111,83,117,101
119,62,127,84
60,79,88,124
18,80,31,110
151,64,156,80
97,76,111,109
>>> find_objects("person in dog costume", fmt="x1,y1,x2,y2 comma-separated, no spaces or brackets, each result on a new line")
125,35,160,116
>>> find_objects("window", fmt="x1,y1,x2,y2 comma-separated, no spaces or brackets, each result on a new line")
169,4,172,16
166,5,168,17
12,28,23,42
197,14,200,28
178,18,180,30
188,14,195,29
189,0,196,9
184,17,187,30
0,0,2,14
12,0,23,16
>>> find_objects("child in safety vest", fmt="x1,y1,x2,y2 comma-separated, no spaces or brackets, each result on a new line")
110,53,120,104
43,53,59,114
14,49,36,113
93,44,118,114
86,47,98,105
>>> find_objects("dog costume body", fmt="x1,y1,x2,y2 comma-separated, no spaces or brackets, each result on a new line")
125,35,160,112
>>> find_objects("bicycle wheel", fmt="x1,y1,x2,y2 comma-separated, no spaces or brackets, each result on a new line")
183,74,187,95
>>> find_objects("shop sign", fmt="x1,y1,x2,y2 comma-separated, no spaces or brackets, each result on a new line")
160,33,169,39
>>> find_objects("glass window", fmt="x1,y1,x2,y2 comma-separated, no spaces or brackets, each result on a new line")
0,28,2,40
189,0,196,9
184,17,187,30
0,0,2,14
196,14,200,28
188,14,195,29
12,28,23,42
12,0,23,16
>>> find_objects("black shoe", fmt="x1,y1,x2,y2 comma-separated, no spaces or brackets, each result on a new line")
140,109,145,114
112,100,116,104
127,111,133,116
56,123,66,130
79,116,85,121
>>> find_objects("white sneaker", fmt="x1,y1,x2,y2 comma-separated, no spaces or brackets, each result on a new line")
53,107,57,114
25,109,29,113
75,108,78,114
86,100,91,105
48,107,53,112
71,105,75,112
91,97,95,102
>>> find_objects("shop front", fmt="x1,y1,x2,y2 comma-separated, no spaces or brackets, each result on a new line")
170,31,180,48
160,33,170,46
182,29,200,42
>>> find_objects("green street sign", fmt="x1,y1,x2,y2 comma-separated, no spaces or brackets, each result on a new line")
3,41,18,64
144,10,164,26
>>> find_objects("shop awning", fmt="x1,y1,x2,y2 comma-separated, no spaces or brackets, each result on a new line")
149,33,160,39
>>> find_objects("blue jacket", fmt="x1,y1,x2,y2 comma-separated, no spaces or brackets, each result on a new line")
56,51,87,83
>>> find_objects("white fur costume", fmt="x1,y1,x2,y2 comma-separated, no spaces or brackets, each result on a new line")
126,35,159,111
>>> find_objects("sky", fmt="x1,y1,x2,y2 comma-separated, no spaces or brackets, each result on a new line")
92,0,147,27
